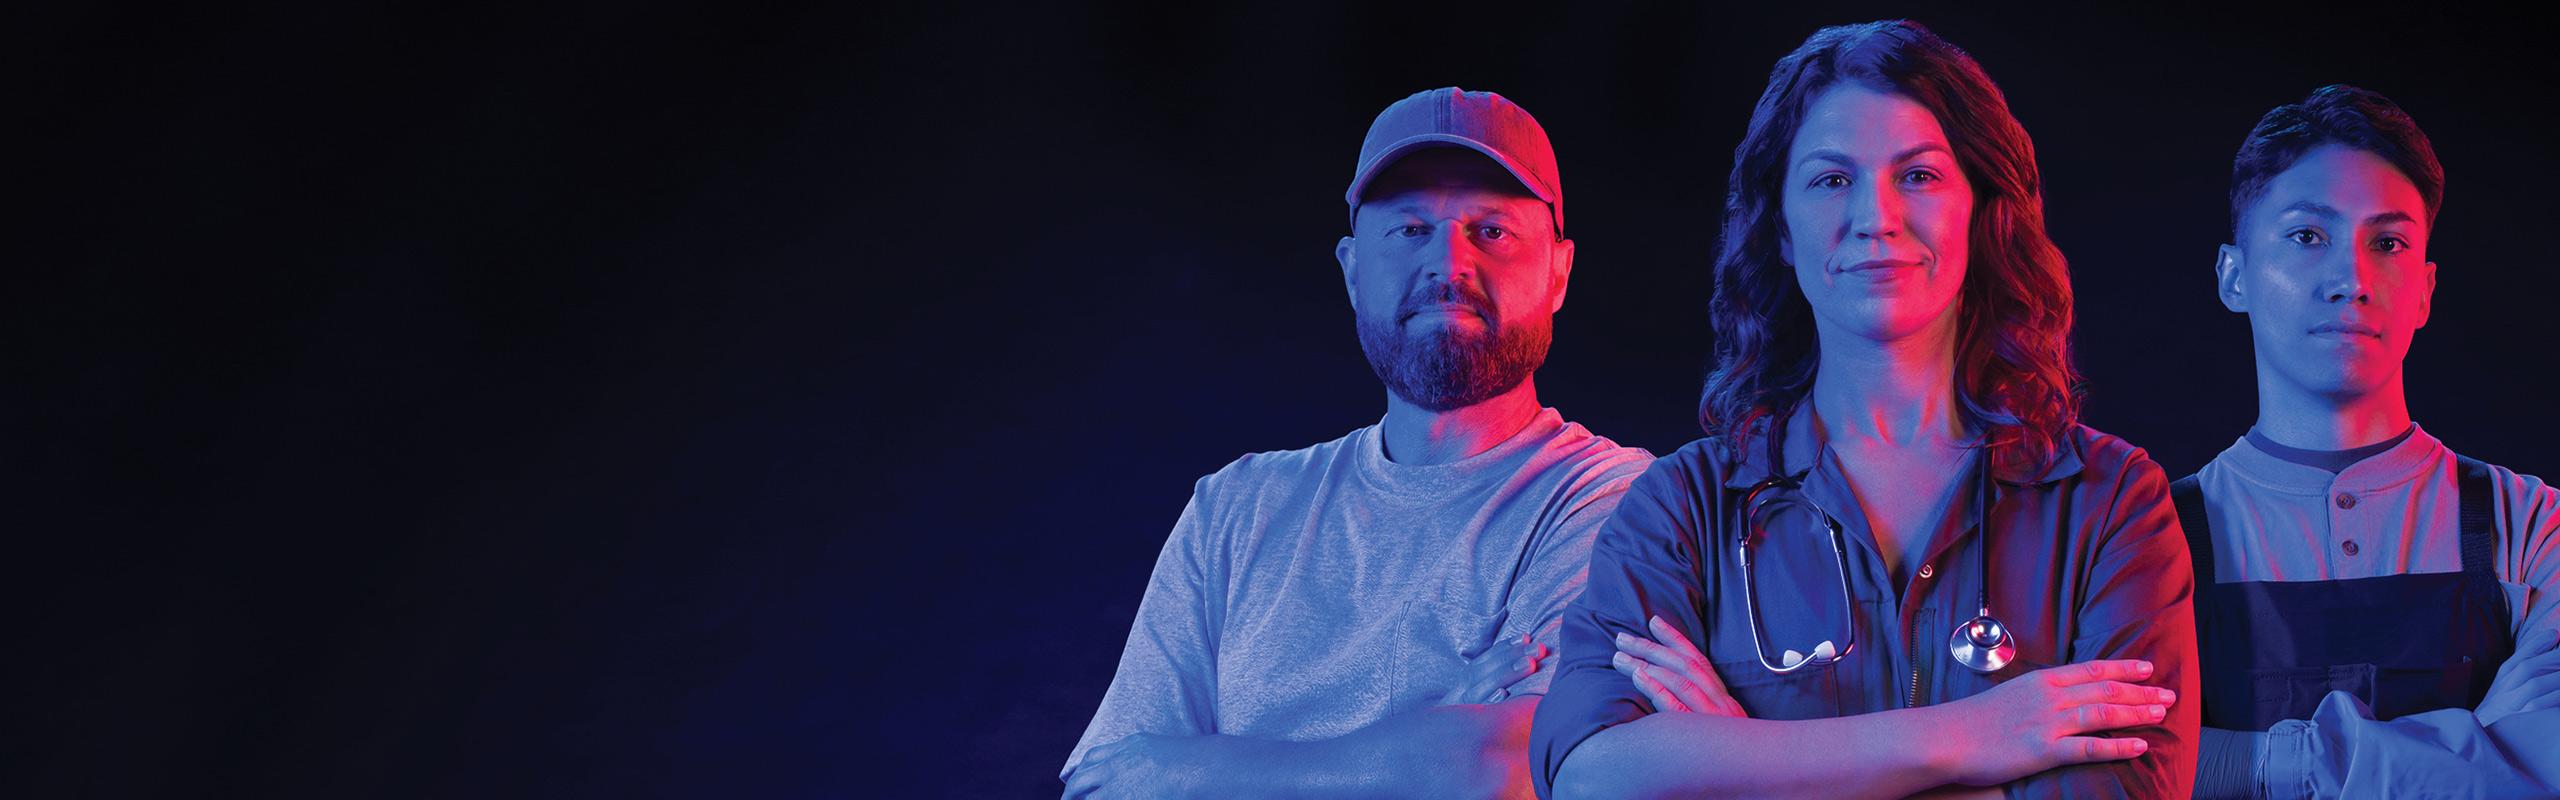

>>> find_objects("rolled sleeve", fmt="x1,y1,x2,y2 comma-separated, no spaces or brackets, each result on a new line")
2236,464,2560,798
2005,453,2202,798
2262,718,2316,799
2255,691,2560,797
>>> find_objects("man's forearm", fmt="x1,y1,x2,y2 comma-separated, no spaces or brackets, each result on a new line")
2256,697,2560,799
1182,697,1541,800
1550,706,1955,800
2192,726,2262,800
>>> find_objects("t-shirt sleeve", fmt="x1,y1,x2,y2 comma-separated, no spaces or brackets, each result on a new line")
1059,481,1222,783
2005,450,2202,799
1528,454,1708,799
1497,452,1650,699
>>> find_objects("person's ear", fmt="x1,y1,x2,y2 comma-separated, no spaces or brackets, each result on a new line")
1548,236,1575,314
1336,235,1358,308
2417,259,2438,329
2216,243,2248,313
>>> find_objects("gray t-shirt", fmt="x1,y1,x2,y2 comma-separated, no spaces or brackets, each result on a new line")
1061,408,1651,779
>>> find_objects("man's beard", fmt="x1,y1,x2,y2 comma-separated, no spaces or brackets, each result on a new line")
1355,284,1551,412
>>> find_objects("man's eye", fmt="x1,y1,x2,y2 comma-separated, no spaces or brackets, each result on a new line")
2288,228,2326,246
1392,224,1429,238
1479,225,1509,241
2374,237,2408,254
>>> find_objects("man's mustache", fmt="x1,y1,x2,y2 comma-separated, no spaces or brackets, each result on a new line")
1395,283,1495,322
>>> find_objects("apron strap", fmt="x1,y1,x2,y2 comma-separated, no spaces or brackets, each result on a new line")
2171,474,2214,588
2456,456,2495,575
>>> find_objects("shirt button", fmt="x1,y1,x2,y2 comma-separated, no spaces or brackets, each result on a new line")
1918,563,1934,579
2335,492,2358,509
2342,540,2361,556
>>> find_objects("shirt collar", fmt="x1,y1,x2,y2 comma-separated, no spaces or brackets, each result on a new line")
1718,401,2085,489
2220,421,2446,493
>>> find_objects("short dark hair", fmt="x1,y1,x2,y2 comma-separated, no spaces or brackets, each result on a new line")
1699,20,2081,476
2229,85,2443,237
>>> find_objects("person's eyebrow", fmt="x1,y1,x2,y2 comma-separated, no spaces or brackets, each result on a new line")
1367,201,1428,218
2279,200,2340,218
2364,210,2418,227
1796,148,1853,169
1795,143,1952,170
1892,142,1952,163
1371,202,1521,219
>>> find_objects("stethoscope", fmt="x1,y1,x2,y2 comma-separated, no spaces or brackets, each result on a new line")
1735,465,2017,675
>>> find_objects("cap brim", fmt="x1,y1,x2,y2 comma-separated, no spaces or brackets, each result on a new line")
1344,135,1560,231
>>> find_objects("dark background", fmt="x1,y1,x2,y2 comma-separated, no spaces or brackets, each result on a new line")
20,3,2557,797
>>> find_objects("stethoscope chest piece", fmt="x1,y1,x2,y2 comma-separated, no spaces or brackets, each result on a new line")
1948,614,2016,673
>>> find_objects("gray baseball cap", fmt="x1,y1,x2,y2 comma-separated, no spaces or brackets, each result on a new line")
1345,86,1563,233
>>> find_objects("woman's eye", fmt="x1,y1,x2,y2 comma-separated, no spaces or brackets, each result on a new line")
1902,169,1940,185
1811,173,1849,189
2288,228,2325,246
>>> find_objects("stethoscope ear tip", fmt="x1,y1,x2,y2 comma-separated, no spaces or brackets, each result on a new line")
1778,640,1840,669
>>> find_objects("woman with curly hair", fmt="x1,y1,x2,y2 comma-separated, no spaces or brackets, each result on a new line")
1529,20,2198,798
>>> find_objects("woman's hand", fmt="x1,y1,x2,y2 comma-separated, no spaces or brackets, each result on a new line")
1929,659,2173,786
1610,615,1746,717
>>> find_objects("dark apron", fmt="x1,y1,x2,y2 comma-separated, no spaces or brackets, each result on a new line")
2171,457,2514,729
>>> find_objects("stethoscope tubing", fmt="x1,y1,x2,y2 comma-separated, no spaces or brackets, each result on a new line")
1733,462,2015,675
1737,470,1859,673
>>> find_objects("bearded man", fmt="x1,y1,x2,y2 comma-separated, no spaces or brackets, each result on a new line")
1060,87,1652,800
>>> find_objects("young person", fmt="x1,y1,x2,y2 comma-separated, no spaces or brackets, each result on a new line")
2180,84,2560,799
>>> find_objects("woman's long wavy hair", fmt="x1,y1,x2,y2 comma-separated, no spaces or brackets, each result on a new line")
1700,20,2082,476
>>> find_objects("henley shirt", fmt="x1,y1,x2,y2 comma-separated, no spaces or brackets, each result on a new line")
2187,424,2560,798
